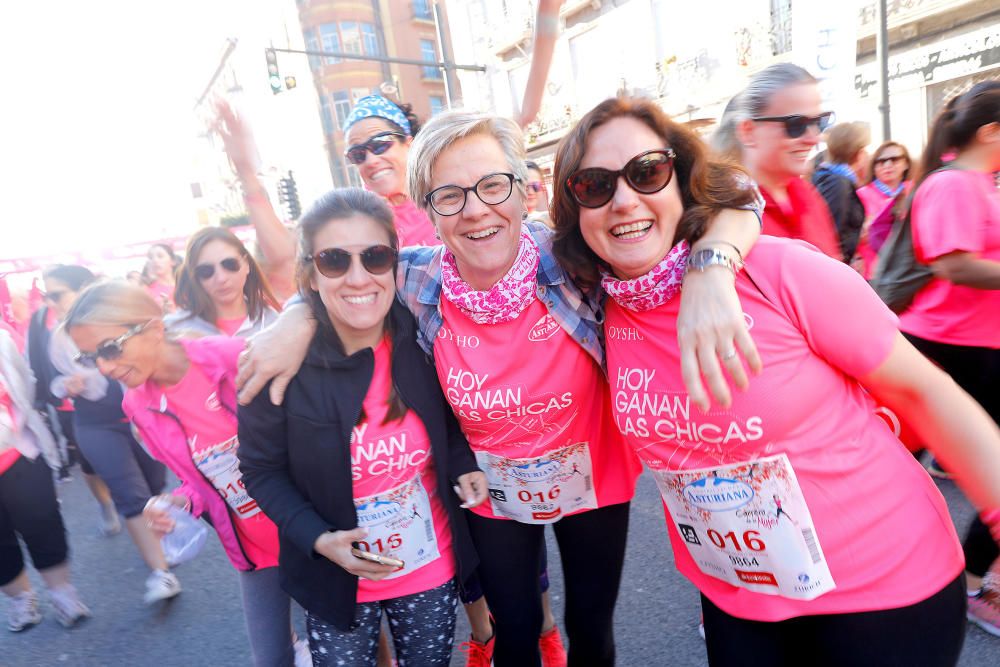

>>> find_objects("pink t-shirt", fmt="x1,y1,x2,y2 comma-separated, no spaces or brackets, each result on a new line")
147,281,175,312
434,297,640,522
161,361,279,569
899,169,1000,348
216,317,245,337
604,237,963,621
352,338,455,602
391,199,439,248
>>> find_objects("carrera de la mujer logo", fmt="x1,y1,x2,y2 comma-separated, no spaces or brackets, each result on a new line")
683,476,754,512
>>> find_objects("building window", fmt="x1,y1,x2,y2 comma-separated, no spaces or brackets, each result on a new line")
429,96,444,116
319,95,334,135
319,23,341,64
361,23,380,55
413,0,432,19
304,31,321,71
351,87,371,104
420,39,441,79
333,91,352,129
341,21,362,55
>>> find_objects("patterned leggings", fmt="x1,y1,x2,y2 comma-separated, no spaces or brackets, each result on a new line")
306,579,458,667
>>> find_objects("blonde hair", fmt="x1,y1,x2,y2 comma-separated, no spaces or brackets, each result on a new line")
406,110,528,213
64,281,162,331
824,121,871,164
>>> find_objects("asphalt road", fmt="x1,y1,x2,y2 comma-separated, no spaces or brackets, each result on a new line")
2,464,998,666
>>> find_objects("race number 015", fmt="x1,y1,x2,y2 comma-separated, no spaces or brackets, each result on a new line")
517,486,561,504
706,529,765,552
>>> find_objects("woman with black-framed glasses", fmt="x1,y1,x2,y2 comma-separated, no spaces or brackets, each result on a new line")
167,227,282,340
711,62,841,260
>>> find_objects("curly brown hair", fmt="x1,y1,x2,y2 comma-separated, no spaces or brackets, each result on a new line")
552,97,758,287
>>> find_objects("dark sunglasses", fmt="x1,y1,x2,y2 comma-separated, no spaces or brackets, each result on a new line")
74,321,151,368
752,112,835,138
194,257,242,281
43,290,68,303
566,149,676,209
874,155,906,167
344,132,405,165
526,181,544,193
307,245,397,279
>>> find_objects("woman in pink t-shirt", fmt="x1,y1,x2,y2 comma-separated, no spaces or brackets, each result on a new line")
63,283,299,667
856,141,913,277
551,96,1000,666
144,243,179,314
896,81,1000,632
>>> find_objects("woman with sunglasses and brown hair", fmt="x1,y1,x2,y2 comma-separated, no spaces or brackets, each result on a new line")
63,283,302,667
237,187,487,666
551,94,1000,666
235,108,762,666
167,227,281,339
855,141,913,277
713,62,841,260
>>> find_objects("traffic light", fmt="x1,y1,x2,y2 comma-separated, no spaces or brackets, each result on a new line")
265,49,282,95
278,172,301,220
284,76,297,91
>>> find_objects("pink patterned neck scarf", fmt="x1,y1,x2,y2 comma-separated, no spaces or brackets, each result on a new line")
440,231,540,325
601,241,689,312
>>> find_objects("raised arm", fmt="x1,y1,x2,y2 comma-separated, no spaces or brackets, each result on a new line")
515,0,564,128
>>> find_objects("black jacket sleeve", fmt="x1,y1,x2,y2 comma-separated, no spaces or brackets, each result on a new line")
813,171,864,262
237,384,333,559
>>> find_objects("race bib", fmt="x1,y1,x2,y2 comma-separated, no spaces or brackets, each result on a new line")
191,436,261,519
477,442,597,524
653,454,835,600
354,476,440,580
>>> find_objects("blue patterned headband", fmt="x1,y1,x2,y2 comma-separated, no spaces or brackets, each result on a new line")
343,95,411,136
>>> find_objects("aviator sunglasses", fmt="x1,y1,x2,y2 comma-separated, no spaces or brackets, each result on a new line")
74,321,151,368
566,149,676,209
344,132,405,165
307,245,397,279
195,257,242,281
751,111,835,139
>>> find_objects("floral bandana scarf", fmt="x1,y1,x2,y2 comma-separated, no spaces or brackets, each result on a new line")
440,231,540,324
601,241,689,312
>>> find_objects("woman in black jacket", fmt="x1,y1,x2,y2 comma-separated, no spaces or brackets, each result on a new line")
238,188,487,667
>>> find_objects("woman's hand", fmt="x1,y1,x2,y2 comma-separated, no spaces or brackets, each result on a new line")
313,528,399,581
454,471,489,508
213,99,259,179
63,374,86,398
143,494,188,539
677,266,761,411
236,303,316,405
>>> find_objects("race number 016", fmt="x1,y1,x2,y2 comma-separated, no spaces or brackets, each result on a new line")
357,533,403,553
517,486,561,504
706,529,765,552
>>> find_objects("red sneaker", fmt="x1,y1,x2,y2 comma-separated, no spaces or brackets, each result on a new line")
459,632,495,667
539,626,567,667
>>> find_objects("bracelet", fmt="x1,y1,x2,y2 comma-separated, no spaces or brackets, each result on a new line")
692,240,744,261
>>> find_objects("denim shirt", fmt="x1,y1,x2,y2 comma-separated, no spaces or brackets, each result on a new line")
396,221,605,367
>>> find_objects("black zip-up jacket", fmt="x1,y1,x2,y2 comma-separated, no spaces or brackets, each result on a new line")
238,301,480,630
812,165,866,263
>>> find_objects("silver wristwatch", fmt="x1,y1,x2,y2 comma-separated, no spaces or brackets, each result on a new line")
685,247,744,275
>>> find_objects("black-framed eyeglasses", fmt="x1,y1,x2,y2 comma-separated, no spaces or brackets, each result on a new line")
306,244,397,279
425,172,520,216
194,257,242,281
74,321,152,368
874,155,906,167
566,149,676,209
344,132,405,165
43,290,68,303
751,112,835,139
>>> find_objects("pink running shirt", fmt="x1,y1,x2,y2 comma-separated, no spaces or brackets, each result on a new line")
216,317,245,337
435,297,640,522
352,338,455,602
391,198,439,248
604,237,963,621
161,361,279,569
899,169,1000,348
146,281,175,312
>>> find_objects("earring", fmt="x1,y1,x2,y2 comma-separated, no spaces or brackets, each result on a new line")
522,211,528,220
434,228,441,240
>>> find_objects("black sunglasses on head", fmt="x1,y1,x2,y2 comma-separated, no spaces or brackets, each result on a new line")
344,132,405,165
566,149,676,209
74,321,151,368
752,112,835,139
306,245,397,279
194,257,242,281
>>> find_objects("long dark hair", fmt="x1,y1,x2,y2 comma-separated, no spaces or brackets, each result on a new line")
297,188,406,423
174,227,280,324
552,96,758,287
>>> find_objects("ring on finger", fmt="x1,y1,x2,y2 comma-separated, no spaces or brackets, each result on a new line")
721,349,738,361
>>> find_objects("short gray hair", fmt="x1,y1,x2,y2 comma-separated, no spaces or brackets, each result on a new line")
710,62,817,160
406,110,528,213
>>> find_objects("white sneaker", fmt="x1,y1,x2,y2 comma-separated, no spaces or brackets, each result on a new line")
7,591,42,632
49,585,91,628
293,637,313,667
143,570,181,604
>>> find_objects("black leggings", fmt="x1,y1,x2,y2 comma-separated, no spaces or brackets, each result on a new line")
0,455,69,585
466,502,630,667
905,334,1000,577
701,574,967,667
